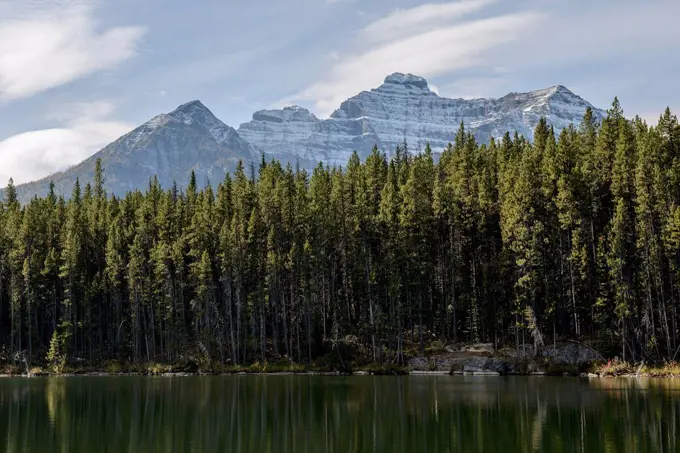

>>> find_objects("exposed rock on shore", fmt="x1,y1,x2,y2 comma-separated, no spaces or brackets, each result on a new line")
408,342,604,375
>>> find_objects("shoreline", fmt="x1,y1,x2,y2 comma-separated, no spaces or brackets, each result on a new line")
2,344,677,379
0,369,677,379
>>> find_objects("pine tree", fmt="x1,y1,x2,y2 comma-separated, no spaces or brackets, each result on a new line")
1,105,680,370
607,119,638,360
4,178,18,206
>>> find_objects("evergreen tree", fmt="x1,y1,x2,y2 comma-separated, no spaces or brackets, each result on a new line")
1,105,680,369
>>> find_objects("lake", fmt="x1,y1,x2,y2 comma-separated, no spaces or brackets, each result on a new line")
0,375,677,452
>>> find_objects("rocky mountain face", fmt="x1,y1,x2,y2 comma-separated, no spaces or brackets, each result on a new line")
10,73,605,202
13,100,256,202
238,73,606,165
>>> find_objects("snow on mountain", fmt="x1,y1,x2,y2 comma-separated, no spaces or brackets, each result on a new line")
238,106,324,167
9,73,605,202
13,101,256,202
238,73,606,165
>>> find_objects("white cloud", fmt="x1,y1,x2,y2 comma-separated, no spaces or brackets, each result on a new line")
288,4,541,117
0,1,145,101
361,0,498,44
0,101,133,185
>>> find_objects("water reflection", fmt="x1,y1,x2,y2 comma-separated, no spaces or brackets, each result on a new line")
0,376,677,453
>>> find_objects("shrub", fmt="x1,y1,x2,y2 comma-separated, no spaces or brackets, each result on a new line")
29,367,46,376
147,363,172,375
596,359,634,376
105,360,123,374
425,340,447,354
46,331,67,374
643,361,680,377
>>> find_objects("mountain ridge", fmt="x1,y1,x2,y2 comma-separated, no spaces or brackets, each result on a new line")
8,73,605,202
238,73,605,166
11,99,256,202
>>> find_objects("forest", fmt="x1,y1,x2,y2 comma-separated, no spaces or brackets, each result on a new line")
1,100,679,371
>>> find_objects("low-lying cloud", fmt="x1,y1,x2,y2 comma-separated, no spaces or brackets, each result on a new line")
0,101,133,185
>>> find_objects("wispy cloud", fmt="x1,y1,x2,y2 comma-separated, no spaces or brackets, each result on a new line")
0,1,145,102
287,2,542,117
0,100,133,184
361,0,498,44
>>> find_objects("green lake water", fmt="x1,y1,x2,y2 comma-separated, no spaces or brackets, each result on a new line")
0,375,677,452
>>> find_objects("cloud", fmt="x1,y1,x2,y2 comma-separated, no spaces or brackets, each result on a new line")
288,3,541,117
0,1,145,102
360,0,498,44
0,101,133,185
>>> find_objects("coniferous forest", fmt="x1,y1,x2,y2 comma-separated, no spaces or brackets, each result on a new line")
2,101,680,370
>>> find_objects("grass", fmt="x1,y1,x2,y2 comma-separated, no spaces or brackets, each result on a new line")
147,363,173,375
641,361,680,377
29,367,47,376
593,359,680,377
595,359,636,377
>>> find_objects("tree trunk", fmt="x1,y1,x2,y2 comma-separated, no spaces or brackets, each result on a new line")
365,253,376,362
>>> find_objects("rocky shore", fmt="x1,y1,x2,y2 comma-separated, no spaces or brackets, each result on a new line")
2,342,677,378
405,342,678,378
407,342,602,375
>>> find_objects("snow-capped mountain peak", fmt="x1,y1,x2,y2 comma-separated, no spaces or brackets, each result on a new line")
11,73,606,202
251,105,320,124
168,100,211,122
382,72,431,90
158,99,245,147
11,101,256,202
238,73,606,166
509,85,598,124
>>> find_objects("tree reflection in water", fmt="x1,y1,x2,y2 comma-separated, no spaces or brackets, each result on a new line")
0,376,677,453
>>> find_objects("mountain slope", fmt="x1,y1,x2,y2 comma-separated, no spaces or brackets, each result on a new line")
14,101,256,201
10,73,606,202
238,73,606,165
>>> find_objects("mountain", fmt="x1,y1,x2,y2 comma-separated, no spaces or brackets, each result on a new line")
12,100,256,201
238,73,606,165
9,73,605,202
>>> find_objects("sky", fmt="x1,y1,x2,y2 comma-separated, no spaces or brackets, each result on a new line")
0,0,679,185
